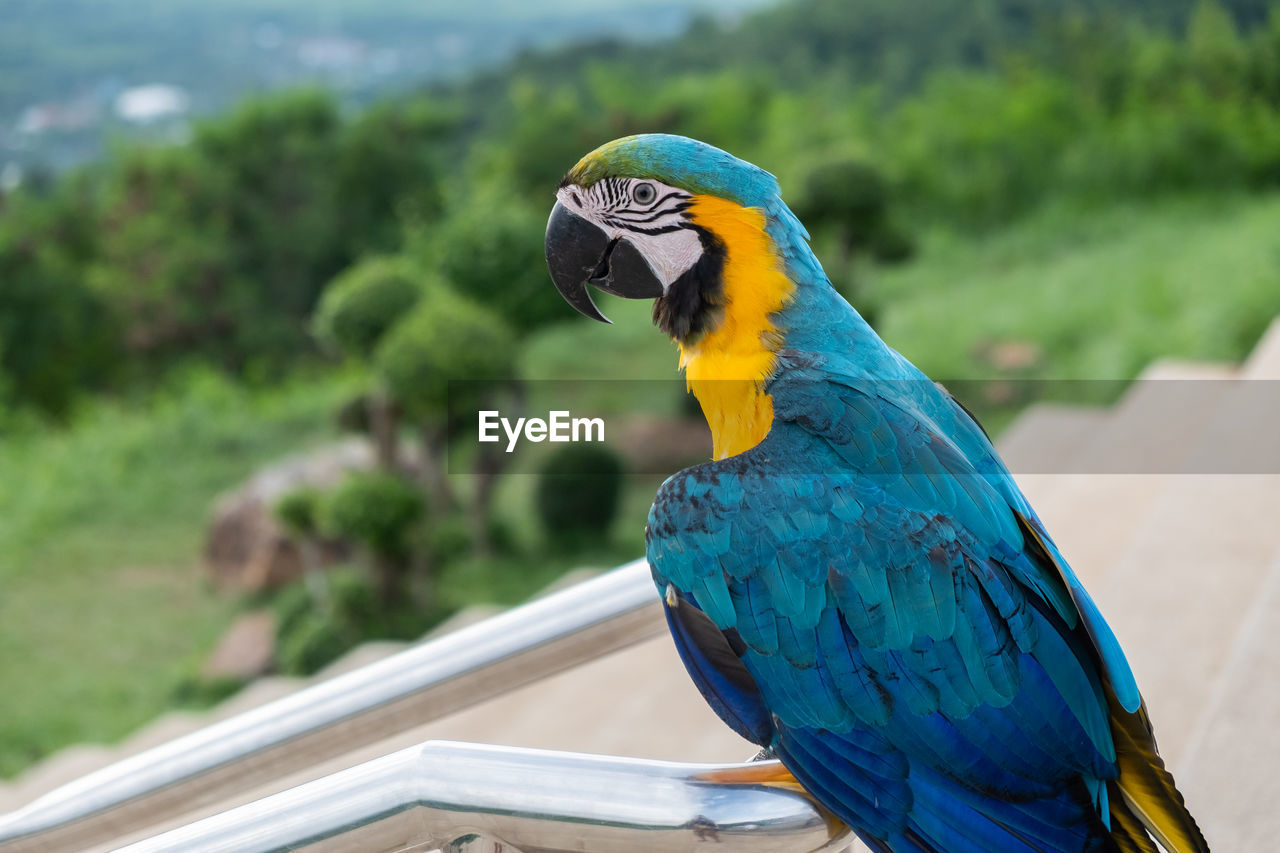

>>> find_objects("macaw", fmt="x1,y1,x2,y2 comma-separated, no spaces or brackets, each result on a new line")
544,134,1209,853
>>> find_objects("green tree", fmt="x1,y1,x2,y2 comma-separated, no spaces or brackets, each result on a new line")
498,83,611,200
85,89,452,381
88,144,247,375
195,89,347,353
323,472,425,605
423,193,567,335
314,255,425,358
1188,0,1247,90
313,255,428,469
376,288,517,551
0,189,118,418
791,158,915,323
334,98,454,258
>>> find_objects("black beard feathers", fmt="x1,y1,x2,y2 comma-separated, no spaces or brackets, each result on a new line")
652,226,727,345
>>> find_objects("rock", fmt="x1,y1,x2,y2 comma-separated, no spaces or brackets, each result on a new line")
203,437,374,591
201,610,277,681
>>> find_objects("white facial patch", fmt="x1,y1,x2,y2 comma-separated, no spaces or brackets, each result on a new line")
555,178,703,289
620,225,703,287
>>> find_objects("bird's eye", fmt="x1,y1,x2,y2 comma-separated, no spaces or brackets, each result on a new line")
633,182,657,205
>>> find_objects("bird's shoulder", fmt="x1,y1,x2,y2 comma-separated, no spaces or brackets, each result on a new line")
648,346,1036,595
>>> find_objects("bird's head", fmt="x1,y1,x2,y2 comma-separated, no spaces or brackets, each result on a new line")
545,133,793,345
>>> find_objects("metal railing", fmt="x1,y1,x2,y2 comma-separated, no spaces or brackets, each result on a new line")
115,741,852,853
0,561,667,852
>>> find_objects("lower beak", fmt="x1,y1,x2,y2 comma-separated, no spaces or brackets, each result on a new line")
545,201,664,324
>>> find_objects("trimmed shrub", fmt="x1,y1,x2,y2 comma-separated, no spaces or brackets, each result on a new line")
274,566,450,675
313,255,426,358
375,288,516,423
274,487,322,538
535,444,625,548
322,471,425,559
276,610,349,676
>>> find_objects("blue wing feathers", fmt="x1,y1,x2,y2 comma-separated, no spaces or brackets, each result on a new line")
817,606,894,726
660,588,773,745
776,723,910,840
1067,583,1141,714
727,574,779,654
773,612,818,667
647,330,1138,850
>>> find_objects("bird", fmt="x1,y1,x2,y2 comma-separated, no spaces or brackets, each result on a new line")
543,133,1209,853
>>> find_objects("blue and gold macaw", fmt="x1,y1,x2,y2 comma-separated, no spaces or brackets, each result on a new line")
545,134,1209,853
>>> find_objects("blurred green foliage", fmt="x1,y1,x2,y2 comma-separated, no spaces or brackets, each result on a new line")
322,470,426,606
313,256,428,359
415,191,567,334
323,472,425,559
275,608,351,676
273,488,322,539
376,289,517,422
273,566,448,675
0,183,116,418
3,89,449,416
876,194,1280,382
535,444,627,549
0,371,355,777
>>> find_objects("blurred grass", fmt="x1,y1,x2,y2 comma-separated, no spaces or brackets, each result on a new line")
0,369,356,778
875,194,1280,381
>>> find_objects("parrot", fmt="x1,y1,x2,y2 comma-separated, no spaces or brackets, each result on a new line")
543,134,1209,853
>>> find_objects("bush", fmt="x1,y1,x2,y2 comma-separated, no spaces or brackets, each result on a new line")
274,487,322,537
425,514,474,566
170,674,247,709
274,566,451,675
426,195,566,335
276,609,349,676
313,255,427,358
326,568,383,632
274,567,377,675
0,193,119,417
273,579,316,643
535,444,625,548
322,471,425,558
375,288,516,423
793,159,891,240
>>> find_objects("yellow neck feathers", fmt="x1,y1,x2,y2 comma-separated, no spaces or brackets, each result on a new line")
678,196,794,460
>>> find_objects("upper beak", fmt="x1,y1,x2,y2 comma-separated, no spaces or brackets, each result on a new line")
545,201,664,324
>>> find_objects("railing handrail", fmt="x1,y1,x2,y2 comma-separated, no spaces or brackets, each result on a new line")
0,560,664,852
114,740,851,853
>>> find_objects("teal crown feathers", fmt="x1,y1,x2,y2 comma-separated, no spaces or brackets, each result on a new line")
565,133,781,209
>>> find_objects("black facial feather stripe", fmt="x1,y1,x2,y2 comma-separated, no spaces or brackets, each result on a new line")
602,222,689,236
610,201,692,225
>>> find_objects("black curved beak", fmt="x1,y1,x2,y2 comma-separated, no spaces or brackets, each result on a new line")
545,201,664,324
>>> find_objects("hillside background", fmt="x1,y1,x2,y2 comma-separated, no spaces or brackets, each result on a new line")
2,0,1279,782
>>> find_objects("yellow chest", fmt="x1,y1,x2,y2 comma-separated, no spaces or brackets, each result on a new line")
677,197,794,460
